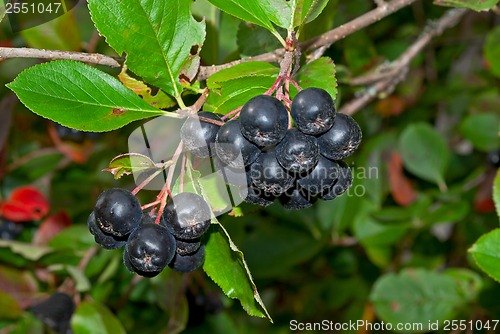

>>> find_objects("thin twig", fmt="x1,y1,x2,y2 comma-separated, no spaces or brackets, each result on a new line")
0,47,121,67
339,8,467,116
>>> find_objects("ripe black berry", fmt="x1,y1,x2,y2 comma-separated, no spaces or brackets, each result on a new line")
317,113,362,160
240,170,275,206
215,119,260,168
181,112,223,158
126,223,176,276
0,219,23,240
239,95,289,147
291,87,336,135
93,188,142,237
31,292,75,334
320,161,353,200
276,128,319,174
250,149,295,196
279,185,315,210
164,192,212,240
175,238,201,256
87,212,126,249
169,244,206,273
297,156,340,196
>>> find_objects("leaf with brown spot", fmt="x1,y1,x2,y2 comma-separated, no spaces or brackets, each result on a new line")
103,153,160,180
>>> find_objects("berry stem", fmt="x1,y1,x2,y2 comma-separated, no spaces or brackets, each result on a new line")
131,162,172,196
141,200,161,210
221,106,242,121
179,152,187,193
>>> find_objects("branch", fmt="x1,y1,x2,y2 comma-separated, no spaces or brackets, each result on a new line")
198,0,417,80
0,47,121,67
339,8,467,116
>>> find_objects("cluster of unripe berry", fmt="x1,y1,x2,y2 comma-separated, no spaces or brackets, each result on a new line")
180,87,362,209
87,189,211,277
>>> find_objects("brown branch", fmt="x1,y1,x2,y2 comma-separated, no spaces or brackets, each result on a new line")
339,8,467,116
198,0,417,80
0,47,121,67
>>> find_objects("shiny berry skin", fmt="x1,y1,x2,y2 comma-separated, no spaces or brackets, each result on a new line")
31,292,75,334
169,244,206,273
250,149,295,196
87,212,126,249
297,156,339,196
239,95,289,147
276,128,319,174
317,113,362,160
215,119,260,168
320,161,353,200
279,185,315,210
175,238,202,256
291,88,336,135
164,193,212,240
240,170,275,207
93,188,142,237
126,223,176,276
181,112,223,158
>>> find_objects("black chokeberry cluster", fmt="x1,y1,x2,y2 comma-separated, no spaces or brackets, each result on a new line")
88,188,211,277
180,87,361,210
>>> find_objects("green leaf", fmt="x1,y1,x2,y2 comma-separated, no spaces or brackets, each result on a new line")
71,301,126,334
88,0,205,98
7,61,173,132
469,228,500,282
0,1,5,23
48,226,95,252
102,153,159,180
66,266,91,292
204,62,278,114
0,240,52,261
444,268,483,302
371,268,462,332
494,169,500,221
237,22,283,58
203,222,272,321
398,123,450,190
434,0,499,11
485,26,500,77
293,57,337,100
460,113,500,152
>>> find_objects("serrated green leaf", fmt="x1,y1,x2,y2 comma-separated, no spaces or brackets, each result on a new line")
293,57,337,100
204,61,278,114
460,113,500,152
88,0,205,98
237,22,283,58
371,269,462,332
434,0,499,11
103,153,159,180
71,301,126,334
7,61,174,132
398,123,450,190
204,222,272,321
494,170,500,221
485,26,500,78
469,228,500,282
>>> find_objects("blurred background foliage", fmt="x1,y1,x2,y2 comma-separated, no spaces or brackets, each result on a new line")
0,0,500,333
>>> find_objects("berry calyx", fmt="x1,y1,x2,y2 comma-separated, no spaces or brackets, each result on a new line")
291,87,336,135
93,188,142,238
87,212,127,249
215,119,260,168
126,223,176,276
317,113,362,160
169,244,206,273
250,149,295,196
175,238,202,256
276,128,319,174
181,112,223,158
239,95,289,147
164,192,212,240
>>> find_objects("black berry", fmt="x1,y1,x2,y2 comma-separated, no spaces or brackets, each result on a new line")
93,188,142,238
87,212,127,249
0,219,23,240
169,244,206,273
164,192,212,240
175,238,202,256
240,170,275,206
317,113,362,160
291,87,336,135
31,292,75,334
215,119,260,168
320,161,353,200
279,185,315,210
181,112,223,158
297,156,339,196
276,128,319,174
250,149,295,196
126,223,176,276
239,95,289,147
